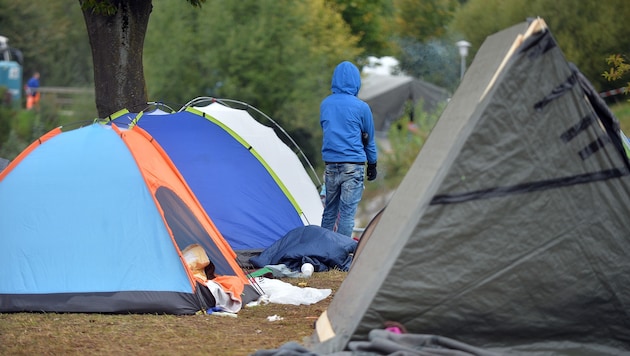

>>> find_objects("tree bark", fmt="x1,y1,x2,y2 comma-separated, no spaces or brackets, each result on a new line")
80,0,152,117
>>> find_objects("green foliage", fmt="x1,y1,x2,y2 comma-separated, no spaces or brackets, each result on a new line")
603,55,630,82
0,97,66,160
79,0,117,15
0,131,26,160
187,0,205,6
611,101,630,134
62,96,99,124
450,0,630,91
603,55,630,100
1,0,94,87
378,101,443,189
80,0,209,15
144,0,363,167
389,0,461,91
0,87,14,145
35,96,64,134
325,0,395,57
0,87,25,160
394,0,460,41
11,110,36,141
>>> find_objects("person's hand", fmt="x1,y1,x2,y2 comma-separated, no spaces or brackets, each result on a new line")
367,163,377,181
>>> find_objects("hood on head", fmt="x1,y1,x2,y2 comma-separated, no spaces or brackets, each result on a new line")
331,61,361,96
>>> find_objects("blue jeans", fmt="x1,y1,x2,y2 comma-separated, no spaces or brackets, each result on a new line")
321,163,364,237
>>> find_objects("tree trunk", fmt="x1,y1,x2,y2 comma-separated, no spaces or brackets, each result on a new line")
80,0,152,117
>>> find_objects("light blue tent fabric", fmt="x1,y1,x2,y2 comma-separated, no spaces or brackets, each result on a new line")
112,109,305,252
0,124,255,314
0,124,189,294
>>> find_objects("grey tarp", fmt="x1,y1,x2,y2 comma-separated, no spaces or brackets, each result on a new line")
311,18,630,355
255,330,501,356
358,74,450,132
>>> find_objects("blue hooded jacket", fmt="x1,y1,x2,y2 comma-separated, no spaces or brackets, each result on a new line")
320,61,377,165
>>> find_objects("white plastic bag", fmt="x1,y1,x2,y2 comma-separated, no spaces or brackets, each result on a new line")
255,277,331,305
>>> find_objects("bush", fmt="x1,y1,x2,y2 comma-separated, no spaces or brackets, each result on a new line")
0,87,14,146
11,110,36,141
0,130,28,161
379,100,443,190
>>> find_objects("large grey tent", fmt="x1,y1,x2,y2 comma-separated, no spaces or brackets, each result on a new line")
358,74,450,132
311,18,630,354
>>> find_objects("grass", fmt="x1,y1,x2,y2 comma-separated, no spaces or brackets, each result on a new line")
0,270,347,356
611,99,630,132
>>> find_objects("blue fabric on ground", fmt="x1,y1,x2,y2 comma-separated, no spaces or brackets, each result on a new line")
249,225,357,272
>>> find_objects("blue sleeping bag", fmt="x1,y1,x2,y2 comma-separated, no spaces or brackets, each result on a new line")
249,225,357,272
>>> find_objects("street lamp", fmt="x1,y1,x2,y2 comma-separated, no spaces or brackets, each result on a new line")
456,40,471,80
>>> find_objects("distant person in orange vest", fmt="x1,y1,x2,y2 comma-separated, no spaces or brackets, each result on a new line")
25,72,40,110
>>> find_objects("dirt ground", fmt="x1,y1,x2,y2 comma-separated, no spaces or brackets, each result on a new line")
0,270,347,356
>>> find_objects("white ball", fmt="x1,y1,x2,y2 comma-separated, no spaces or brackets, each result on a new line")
301,263,314,276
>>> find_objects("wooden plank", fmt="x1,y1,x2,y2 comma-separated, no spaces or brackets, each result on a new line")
481,18,548,101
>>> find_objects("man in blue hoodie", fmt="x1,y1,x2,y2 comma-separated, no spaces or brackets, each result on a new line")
320,61,378,237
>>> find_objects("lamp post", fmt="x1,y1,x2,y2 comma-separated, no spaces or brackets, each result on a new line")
456,40,471,80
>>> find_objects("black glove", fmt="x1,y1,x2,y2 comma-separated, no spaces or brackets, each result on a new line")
367,162,377,181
